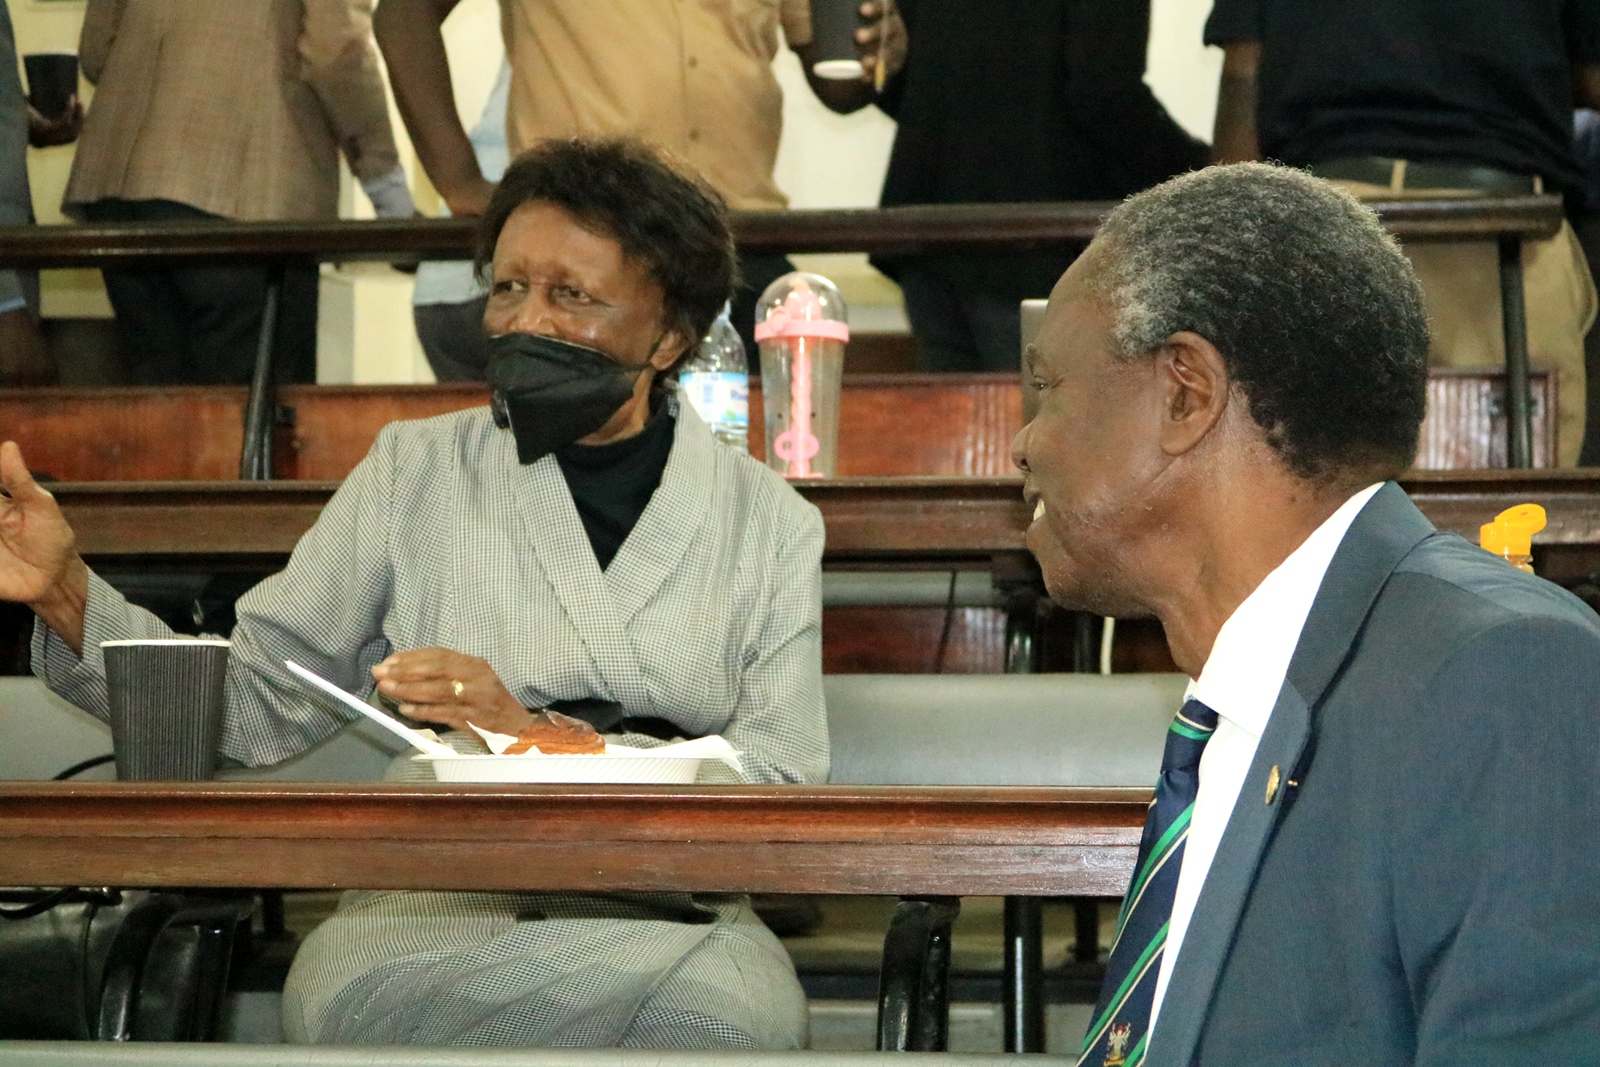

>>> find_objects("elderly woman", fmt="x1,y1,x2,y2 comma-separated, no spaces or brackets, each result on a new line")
0,139,825,1048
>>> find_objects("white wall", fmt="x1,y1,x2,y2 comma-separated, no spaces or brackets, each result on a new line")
1148,0,1223,142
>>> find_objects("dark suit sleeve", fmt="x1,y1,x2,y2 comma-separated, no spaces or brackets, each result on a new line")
1388,614,1600,1064
1203,0,1260,46
1059,0,1207,187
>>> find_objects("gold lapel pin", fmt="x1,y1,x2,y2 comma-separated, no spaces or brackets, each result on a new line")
1265,765,1282,805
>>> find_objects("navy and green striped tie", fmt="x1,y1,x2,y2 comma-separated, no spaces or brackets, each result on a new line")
1078,698,1219,1067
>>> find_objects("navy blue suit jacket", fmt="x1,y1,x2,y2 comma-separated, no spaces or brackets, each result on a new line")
1147,483,1600,1066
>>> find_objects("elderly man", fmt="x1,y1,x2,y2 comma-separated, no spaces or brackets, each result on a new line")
1015,164,1600,1065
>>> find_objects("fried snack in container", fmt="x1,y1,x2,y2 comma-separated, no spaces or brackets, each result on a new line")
504,710,606,755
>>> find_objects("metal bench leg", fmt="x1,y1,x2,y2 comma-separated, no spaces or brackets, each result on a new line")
1003,896,1045,1052
1072,898,1100,964
177,898,253,1041
1499,236,1534,468
239,265,286,480
1004,605,1036,675
877,896,960,1052
93,892,255,1042
95,894,183,1040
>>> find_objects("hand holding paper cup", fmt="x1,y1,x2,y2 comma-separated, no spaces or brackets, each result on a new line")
102,639,230,780
23,54,77,121
808,0,869,80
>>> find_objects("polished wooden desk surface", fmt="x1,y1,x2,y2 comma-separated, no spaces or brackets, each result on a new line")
45,470,1600,567
0,782,1148,897
51,477,1030,563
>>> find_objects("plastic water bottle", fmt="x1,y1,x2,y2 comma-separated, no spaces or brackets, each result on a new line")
679,303,750,451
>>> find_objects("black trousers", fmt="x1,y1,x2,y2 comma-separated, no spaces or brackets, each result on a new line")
1575,210,1600,467
898,265,1025,373
82,199,318,385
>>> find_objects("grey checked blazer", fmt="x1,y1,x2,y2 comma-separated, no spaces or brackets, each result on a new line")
34,401,829,786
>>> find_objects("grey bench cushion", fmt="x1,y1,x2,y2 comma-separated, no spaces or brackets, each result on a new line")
0,1044,1029,1067
824,673,1188,787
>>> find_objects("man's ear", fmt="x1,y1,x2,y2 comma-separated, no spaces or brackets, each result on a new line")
1155,331,1230,457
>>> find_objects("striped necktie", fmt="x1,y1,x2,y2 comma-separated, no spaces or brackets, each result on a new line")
1078,698,1219,1067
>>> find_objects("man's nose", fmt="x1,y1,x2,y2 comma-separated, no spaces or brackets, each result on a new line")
1010,421,1031,472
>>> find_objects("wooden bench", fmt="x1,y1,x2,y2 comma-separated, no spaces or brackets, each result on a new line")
0,194,1563,472
0,367,1555,482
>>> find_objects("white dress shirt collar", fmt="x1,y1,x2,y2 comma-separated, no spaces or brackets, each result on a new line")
1187,482,1384,736
1149,481,1382,1039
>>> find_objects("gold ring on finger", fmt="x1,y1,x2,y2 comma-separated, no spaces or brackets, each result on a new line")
452,679,465,699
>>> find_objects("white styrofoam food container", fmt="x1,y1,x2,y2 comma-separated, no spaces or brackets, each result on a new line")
417,751,705,784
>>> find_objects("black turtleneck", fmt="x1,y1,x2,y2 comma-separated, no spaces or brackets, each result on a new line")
553,399,676,570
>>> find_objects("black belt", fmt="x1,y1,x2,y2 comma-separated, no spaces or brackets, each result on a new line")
390,697,692,742
550,698,692,742
1308,157,1542,196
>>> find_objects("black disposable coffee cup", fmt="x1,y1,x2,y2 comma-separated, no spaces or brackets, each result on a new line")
809,0,865,80
102,639,230,781
23,53,78,120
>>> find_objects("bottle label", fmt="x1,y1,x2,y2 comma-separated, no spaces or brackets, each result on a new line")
680,372,749,433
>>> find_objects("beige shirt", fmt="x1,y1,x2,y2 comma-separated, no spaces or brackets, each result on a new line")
500,0,811,210
63,0,400,221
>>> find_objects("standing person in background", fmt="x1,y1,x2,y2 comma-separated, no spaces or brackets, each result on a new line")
0,1,81,386
375,0,895,360
870,0,1207,373
62,0,414,386
1208,0,1600,466
1570,108,1600,464
412,62,510,381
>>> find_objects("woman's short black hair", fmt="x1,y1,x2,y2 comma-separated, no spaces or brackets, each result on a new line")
475,137,738,351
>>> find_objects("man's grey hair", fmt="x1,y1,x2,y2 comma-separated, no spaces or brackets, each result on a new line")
1088,162,1430,481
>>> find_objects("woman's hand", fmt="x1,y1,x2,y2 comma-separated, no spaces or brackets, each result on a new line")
371,647,534,737
0,441,89,655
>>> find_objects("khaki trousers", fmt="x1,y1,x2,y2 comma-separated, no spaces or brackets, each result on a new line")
1335,179,1598,466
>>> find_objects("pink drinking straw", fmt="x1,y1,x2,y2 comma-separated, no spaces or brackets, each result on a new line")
787,339,817,477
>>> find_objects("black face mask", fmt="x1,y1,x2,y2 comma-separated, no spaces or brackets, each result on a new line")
486,332,650,464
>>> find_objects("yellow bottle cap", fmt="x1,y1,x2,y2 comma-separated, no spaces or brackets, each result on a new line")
1480,503,1547,558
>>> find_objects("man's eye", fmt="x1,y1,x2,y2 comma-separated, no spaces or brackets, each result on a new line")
553,285,591,303
491,279,527,296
